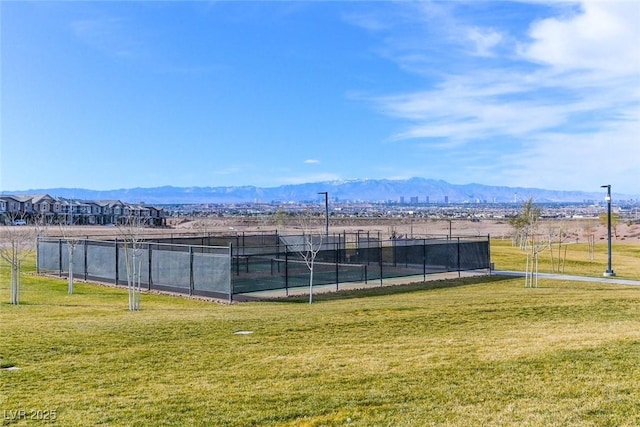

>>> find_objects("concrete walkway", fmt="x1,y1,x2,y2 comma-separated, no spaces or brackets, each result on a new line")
493,270,640,286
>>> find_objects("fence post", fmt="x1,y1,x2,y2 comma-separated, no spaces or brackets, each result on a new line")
189,246,194,296
285,246,289,296
335,238,339,291
423,238,427,281
487,234,492,274
235,240,240,276
393,238,397,267
343,231,347,262
228,244,233,304
457,237,461,278
84,239,88,281
379,239,383,287
36,238,40,275
114,239,119,286
148,243,153,291
58,239,63,277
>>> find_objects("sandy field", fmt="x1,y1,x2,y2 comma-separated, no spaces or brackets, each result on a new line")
40,216,640,244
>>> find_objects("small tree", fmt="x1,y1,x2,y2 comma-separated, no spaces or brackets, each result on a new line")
274,209,289,234
524,230,549,288
119,214,146,311
0,219,36,304
300,231,324,304
295,210,324,304
510,199,548,287
582,220,597,260
32,212,49,235
547,221,570,274
509,199,541,249
57,218,81,294
32,212,49,278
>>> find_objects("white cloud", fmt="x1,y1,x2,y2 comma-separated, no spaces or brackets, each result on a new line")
304,159,320,164
359,1,640,193
502,111,640,192
467,27,504,57
522,1,640,76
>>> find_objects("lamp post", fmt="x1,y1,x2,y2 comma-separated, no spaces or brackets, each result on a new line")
601,185,615,277
318,192,328,236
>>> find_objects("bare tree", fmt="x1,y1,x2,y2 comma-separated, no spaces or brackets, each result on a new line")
118,214,146,311
524,230,549,288
295,210,324,304
32,211,49,236
510,199,549,287
0,218,36,304
547,221,570,274
57,218,81,294
32,212,50,281
582,220,597,260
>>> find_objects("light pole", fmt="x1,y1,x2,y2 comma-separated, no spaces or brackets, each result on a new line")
318,192,328,236
601,185,615,277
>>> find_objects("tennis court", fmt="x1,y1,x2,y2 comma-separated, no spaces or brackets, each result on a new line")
37,232,491,302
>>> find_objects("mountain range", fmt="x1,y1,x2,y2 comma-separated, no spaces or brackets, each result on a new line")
3,178,636,205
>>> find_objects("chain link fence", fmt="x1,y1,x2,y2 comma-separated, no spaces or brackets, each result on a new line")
227,234,490,295
37,233,490,301
37,238,232,300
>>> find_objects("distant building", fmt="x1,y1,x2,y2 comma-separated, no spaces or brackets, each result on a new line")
0,194,165,226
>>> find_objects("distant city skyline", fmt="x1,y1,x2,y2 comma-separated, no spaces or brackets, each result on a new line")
4,177,637,205
2,1,639,194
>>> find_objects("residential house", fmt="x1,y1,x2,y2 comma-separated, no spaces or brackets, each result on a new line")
0,195,165,227
31,194,59,223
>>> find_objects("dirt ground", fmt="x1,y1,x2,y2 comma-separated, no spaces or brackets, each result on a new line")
190,217,640,243
46,216,640,244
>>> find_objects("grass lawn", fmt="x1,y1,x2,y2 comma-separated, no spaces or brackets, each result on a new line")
490,239,640,279
1,251,640,426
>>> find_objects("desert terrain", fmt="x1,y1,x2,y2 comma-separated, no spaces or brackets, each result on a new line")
41,216,640,245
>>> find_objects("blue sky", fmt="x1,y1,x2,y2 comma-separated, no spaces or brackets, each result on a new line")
2,1,639,194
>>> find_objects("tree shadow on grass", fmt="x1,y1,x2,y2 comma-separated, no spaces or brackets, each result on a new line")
261,274,515,304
